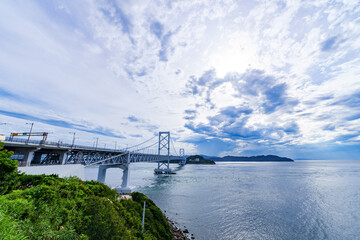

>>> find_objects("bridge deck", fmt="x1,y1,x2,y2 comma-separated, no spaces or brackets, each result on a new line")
2,139,182,166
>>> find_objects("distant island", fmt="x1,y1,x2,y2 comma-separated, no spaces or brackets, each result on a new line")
207,155,294,162
186,155,216,164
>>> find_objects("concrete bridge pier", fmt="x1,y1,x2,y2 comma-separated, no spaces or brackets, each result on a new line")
23,150,35,167
59,151,68,165
120,165,129,189
97,165,108,183
97,164,131,194
23,147,41,166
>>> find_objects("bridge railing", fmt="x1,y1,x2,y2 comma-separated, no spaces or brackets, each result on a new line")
4,137,131,152
5,137,43,145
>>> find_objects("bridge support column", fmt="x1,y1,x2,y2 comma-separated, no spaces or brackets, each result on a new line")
117,164,131,194
96,163,131,194
60,152,68,165
23,150,35,167
117,152,131,194
97,165,108,183
121,165,129,188
23,148,41,166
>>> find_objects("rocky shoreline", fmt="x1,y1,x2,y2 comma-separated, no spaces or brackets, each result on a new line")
166,216,195,240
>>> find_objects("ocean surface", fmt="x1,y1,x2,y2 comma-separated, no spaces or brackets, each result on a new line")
22,160,360,240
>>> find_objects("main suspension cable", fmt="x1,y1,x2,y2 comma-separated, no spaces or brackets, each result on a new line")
135,141,158,152
125,135,157,150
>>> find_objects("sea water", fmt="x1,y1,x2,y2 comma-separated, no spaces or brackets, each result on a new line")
22,160,360,239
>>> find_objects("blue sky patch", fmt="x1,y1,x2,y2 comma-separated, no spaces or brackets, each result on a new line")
321,36,339,51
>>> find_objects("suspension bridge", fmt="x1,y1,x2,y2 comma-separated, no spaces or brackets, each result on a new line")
2,131,186,193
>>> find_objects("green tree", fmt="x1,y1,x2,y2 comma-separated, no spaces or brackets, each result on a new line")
0,143,20,195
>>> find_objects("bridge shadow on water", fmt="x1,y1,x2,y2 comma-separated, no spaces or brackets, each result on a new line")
144,164,185,190
173,164,185,172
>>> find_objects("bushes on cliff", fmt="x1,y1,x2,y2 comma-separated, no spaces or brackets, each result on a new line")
131,192,173,239
0,205,28,240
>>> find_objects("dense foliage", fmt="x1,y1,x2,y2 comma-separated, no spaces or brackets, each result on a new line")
0,144,19,195
0,144,173,239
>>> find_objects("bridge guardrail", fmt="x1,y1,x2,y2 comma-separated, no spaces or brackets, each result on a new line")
4,137,147,153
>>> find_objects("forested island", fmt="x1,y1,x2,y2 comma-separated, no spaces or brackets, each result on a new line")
208,155,294,162
0,144,176,240
186,155,216,164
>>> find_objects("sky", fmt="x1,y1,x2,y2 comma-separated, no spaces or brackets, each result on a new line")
0,0,360,159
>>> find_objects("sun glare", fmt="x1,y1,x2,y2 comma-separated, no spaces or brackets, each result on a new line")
207,31,259,77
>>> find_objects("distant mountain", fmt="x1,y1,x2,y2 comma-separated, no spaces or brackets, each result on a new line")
208,155,294,162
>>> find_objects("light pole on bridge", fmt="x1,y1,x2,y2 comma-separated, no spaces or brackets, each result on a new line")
93,137,99,150
26,122,34,144
69,132,76,148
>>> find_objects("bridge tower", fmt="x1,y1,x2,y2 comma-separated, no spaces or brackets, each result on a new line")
154,131,172,174
179,148,186,165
